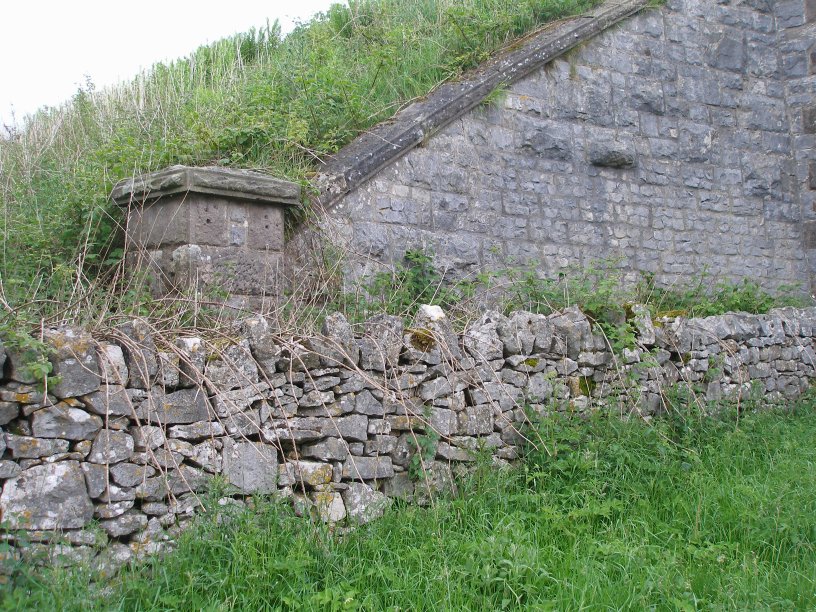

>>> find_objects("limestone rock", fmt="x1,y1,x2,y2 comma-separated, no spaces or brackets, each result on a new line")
342,482,391,525
301,437,350,461
81,462,108,498
310,490,346,523
321,414,368,442
354,389,384,415
0,401,19,425
95,499,135,519
0,461,93,529
97,342,128,385
100,512,148,538
137,388,211,425
110,463,156,488
42,326,101,398
5,434,69,459
342,456,394,480
205,339,258,390
0,461,21,479
82,385,135,417
117,319,159,389
175,337,205,387
359,314,404,371
31,403,102,440
290,460,333,486
168,421,225,440
319,312,360,367
464,311,507,362
87,429,134,464
222,438,278,494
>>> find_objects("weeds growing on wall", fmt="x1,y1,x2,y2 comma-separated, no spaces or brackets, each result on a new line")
323,251,809,353
5,390,816,609
0,0,601,320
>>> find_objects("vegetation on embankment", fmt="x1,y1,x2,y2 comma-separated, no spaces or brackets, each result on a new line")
4,392,816,610
0,0,601,316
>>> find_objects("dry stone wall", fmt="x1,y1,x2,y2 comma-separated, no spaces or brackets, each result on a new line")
1,304,816,573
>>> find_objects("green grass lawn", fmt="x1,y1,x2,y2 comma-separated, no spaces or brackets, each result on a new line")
4,397,816,610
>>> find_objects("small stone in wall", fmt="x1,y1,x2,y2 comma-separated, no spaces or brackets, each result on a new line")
100,512,148,538
175,337,205,387
117,319,159,390
137,388,211,425
97,342,128,385
42,327,101,398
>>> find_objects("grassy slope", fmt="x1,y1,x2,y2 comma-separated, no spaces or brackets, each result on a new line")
0,0,600,314
4,397,816,610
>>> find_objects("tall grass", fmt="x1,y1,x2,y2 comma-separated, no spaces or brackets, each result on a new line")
4,394,816,609
0,0,601,319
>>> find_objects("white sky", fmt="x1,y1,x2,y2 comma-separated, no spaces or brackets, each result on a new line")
0,0,338,129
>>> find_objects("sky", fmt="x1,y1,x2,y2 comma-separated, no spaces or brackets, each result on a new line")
0,0,338,129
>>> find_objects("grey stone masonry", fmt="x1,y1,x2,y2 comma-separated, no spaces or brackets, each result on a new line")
291,0,816,294
112,165,300,310
2,305,816,574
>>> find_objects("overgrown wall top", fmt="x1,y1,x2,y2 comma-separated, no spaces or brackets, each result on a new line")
305,0,816,291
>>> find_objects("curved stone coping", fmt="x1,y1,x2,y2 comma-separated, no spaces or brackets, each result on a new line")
111,165,301,207
314,0,650,209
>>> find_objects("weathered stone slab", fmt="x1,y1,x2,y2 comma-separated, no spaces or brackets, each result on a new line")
168,421,225,440
82,385,135,417
87,430,135,464
42,327,101,399
5,434,70,459
290,460,333,486
222,439,278,494
31,404,102,440
97,342,128,385
205,340,258,390
137,388,211,424
117,319,159,389
359,314,404,371
301,437,350,461
100,512,148,538
0,461,93,529
321,414,368,442
0,402,19,426
342,456,395,480
110,463,156,488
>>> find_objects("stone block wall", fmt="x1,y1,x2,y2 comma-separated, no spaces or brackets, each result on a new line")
780,0,816,287
1,304,816,572
305,0,816,292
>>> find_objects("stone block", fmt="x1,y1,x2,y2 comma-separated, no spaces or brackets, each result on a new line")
43,327,101,399
1,461,93,529
31,403,103,440
87,430,135,465
222,439,278,494
342,483,391,525
342,456,395,480
137,388,211,425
